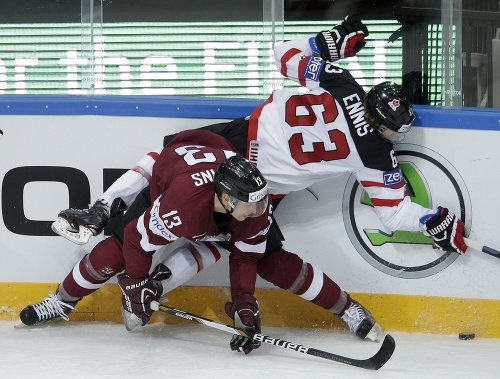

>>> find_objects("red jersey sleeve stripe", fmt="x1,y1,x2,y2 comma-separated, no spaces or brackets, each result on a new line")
279,48,301,77
360,180,407,189
205,242,222,262
147,151,160,160
370,198,404,207
297,56,308,87
247,93,274,159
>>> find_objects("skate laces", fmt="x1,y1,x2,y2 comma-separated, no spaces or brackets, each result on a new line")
32,292,76,321
341,301,370,332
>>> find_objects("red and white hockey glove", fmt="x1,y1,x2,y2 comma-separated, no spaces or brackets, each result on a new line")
118,274,160,325
315,15,369,62
420,207,467,254
225,294,261,355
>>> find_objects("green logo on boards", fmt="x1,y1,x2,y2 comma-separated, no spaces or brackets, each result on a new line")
342,144,472,279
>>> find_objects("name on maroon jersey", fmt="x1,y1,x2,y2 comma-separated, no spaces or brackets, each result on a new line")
191,169,216,187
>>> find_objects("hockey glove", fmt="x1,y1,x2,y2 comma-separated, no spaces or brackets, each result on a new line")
118,274,161,327
315,15,369,62
420,206,467,254
225,294,261,354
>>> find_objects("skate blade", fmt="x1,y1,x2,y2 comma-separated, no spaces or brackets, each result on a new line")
121,308,146,332
51,220,92,245
365,322,384,342
14,317,64,329
14,320,28,329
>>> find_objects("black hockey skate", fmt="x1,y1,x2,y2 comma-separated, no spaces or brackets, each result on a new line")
51,199,125,245
341,299,383,342
18,292,78,327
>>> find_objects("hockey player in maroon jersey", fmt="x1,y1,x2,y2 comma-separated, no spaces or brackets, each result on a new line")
19,129,384,355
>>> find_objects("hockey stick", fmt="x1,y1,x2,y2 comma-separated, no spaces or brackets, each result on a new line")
150,301,395,370
464,238,500,259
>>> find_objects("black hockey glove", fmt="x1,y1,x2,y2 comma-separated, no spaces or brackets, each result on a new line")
118,273,161,325
315,15,369,62
225,294,261,355
420,206,467,254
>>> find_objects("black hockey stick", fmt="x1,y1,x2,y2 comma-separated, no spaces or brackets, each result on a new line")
464,238,500,259
150,301,395,370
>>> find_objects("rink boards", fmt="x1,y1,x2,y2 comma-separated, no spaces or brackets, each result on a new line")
1,97,500,336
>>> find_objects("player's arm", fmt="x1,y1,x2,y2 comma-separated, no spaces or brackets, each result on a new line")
273,15,368,88
314,15,369,62
225,236,265,355
355,166,467,254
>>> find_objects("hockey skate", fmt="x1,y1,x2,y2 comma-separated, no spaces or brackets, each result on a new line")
341,299,384,342
51,199,124,245
17,292,78,327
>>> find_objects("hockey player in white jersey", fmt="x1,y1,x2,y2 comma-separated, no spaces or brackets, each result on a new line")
41,16,466,350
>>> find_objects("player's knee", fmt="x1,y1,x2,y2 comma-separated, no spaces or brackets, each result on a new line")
87,237,125,279
257,248,304,289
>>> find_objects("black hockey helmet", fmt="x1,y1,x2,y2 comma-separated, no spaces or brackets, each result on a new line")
366,81,415,140
214,155,268,217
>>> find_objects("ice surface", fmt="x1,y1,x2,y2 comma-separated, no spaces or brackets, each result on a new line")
2,321,499,378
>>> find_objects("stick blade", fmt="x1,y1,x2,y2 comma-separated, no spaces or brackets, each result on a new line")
308,333,396,370
364,334,396,370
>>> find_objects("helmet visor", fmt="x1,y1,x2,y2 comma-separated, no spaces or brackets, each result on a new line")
379,110,415,143
229,183,268,218
378,125,408,143
397,109,415,134
230,196,269,218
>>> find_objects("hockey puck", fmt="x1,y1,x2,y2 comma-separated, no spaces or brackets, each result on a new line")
459,332,475,340
0,129,3,139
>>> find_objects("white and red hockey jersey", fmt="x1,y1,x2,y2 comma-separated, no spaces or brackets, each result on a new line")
245,35,433,232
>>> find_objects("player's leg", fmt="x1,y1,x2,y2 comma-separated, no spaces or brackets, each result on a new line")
52,149,160,245
18,236,125,327
256,247,383,341
151,241,227,294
